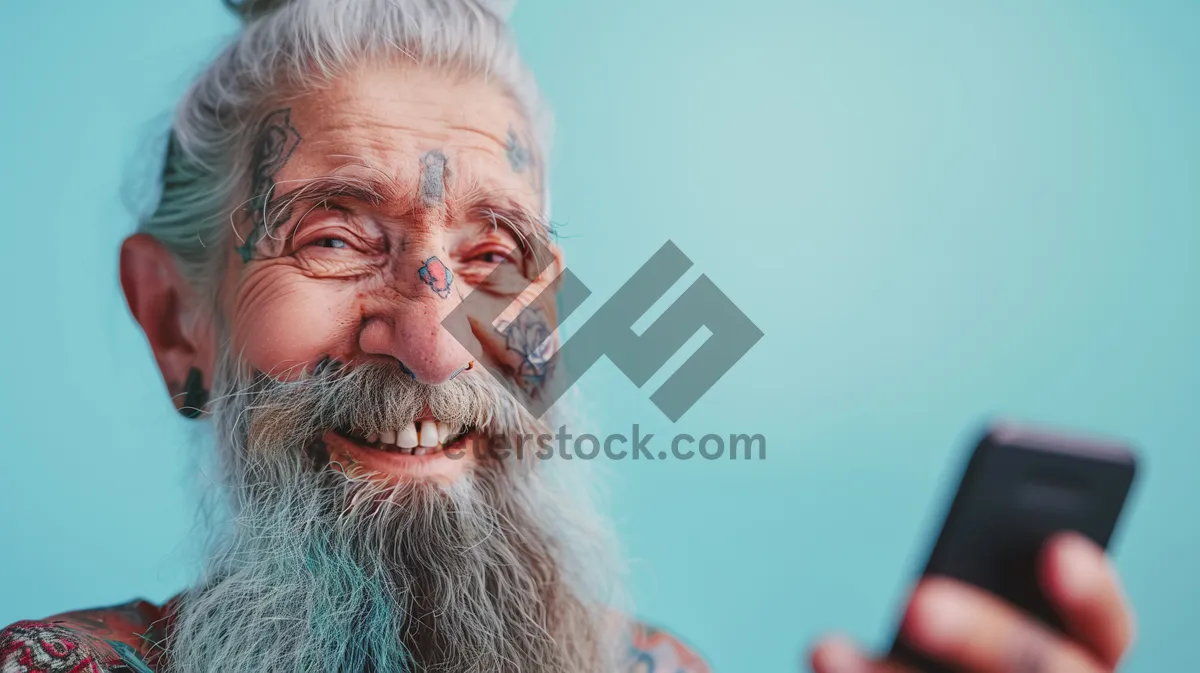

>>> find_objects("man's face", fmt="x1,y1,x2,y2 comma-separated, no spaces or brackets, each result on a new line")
133,63,620,673
219,61,557,481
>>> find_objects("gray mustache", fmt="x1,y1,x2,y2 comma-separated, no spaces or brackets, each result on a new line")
236,360,543,450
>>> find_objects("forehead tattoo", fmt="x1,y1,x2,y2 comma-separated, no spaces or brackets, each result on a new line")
419,149,448,206
505,127,529,173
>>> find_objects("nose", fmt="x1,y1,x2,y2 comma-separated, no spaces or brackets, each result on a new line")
357,254,478,384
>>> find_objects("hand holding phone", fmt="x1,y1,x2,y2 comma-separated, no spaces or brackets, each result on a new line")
809,422,1139,673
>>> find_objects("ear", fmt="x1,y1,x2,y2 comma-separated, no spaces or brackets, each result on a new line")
120,233,215,417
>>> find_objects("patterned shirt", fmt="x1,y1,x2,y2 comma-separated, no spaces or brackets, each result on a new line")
1,598,709,673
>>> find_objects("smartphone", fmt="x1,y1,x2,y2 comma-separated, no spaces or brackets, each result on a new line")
887,421,1139,673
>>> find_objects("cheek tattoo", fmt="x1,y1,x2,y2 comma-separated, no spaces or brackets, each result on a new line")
419,149,448,207
237,108,302,263
418,256,454,299
502,306,555,396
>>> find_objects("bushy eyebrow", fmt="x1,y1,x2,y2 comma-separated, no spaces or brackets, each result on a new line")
271,174,397,212
253,174,398,246
472,203,554,253
264,172,555,262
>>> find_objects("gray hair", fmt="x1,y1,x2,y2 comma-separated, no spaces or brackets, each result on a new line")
140,0,551,295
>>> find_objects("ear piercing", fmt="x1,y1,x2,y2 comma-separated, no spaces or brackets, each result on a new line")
179,367,209,419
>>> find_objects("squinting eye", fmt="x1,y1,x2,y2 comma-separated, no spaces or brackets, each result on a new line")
313,237,348,249
479,252,512,264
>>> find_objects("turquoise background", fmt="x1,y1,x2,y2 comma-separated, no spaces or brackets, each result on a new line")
1,1,1197,671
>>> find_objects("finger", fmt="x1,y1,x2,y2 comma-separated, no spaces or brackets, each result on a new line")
899,577,1106,673
1039,531,1136,667
808,635,914,673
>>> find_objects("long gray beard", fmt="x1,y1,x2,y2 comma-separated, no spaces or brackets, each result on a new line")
165,355,627,673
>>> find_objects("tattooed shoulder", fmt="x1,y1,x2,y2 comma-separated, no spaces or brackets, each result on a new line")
627,621,711,673
0,605,162,673
49,599,162,641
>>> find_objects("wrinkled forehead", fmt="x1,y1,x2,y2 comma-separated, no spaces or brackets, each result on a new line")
272,61,540,207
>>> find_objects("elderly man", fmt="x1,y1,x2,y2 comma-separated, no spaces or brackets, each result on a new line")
2,0,1136,672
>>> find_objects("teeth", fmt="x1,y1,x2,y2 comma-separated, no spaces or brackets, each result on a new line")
360,422,458,454
397,423,419,449
419,421,439,448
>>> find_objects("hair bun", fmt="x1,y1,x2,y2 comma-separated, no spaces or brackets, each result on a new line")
224,0,517,25
223,0,293,23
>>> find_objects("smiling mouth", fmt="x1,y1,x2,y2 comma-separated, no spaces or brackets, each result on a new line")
334,420,474,457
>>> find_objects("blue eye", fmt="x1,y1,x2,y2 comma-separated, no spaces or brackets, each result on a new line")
314,238,348,249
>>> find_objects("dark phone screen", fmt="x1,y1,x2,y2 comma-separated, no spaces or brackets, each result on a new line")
888,425,1137,672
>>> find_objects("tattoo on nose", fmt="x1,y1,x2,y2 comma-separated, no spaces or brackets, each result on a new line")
419,149,447,206
398,360,415,379
418,256,454,298
505,127,529,173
